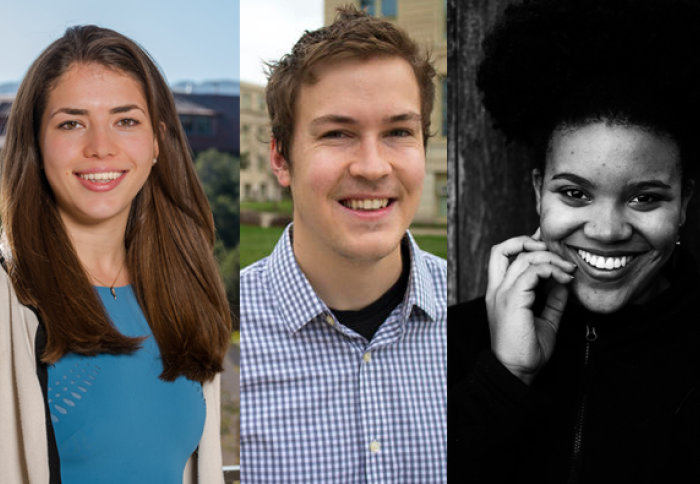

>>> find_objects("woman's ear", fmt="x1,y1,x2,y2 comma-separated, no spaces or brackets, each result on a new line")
532,168,543,216
680,178,695,227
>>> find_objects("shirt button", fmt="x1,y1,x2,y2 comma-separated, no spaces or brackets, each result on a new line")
362,351,372,363
325,314,335,326
369,440,381,453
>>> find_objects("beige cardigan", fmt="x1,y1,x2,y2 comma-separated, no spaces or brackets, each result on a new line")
0,269,224,484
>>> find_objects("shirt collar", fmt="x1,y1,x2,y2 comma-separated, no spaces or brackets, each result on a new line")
403,231,440,323
267,224,440,334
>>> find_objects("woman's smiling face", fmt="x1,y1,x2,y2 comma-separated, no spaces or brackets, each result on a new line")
534,121,692,313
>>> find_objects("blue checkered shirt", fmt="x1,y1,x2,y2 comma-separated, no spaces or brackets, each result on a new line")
240,225,446,483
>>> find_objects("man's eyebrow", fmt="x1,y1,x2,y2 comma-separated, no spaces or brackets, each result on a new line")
310,114,357,127
310,111,422,127
386,112,421,123
48,104,145,119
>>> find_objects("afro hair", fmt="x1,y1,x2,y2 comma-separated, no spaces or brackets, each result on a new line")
477,0,700,174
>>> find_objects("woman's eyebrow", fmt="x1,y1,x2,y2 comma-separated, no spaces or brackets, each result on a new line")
550,172,594,188
110,104,144,114
48,104,145,119
551,172,674,190
49,107,87,119
627,180,672,190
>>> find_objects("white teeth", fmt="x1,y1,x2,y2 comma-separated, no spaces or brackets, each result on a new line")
577,249,634,271
343,198,389,210
78,171,123,183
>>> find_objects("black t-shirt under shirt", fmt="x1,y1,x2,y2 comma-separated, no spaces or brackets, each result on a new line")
330,240,410,341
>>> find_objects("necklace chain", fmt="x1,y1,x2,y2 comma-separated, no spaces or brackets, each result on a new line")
85,259,126,300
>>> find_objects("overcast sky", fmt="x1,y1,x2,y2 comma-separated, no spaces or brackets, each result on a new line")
240,0,323,86
0,0,239,85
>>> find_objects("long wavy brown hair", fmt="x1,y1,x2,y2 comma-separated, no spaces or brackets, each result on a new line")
0,25,231,382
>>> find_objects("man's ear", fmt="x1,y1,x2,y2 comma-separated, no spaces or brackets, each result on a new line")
532,168,543,216
270,139,291,187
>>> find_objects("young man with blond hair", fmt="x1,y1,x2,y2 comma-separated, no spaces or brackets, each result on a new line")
240,7,446,482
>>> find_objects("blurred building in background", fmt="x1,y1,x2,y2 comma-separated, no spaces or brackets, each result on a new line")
239,81,283,202
0,94,14,151
174,94,240,156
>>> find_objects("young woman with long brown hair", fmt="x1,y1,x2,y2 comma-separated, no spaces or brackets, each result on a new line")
0,25,231,483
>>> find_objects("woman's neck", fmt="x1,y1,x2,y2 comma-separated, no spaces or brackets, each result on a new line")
61,214,129,287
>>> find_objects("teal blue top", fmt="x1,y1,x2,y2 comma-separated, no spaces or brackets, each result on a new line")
47,286,205,483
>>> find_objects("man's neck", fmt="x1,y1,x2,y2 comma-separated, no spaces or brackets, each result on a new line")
292,228,405,311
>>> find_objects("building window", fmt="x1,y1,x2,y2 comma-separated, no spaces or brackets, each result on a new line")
244,183,252,200
257,126,268,142
435,173,448,218
360,0,375,16
180,115,214,136
381,0,397,17
194,116,213,136
257,154,267,171
241,93,251,110
444,0,447,39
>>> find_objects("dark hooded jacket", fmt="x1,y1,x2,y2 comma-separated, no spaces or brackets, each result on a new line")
448,250,700,483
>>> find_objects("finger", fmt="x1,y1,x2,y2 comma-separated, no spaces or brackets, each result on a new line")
539,282,569,334
487,236,548,295
509,263,575,302
536,283,569,360
532,227,541,240
500,251,577,292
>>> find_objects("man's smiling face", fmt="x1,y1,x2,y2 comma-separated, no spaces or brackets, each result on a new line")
272,56,425,265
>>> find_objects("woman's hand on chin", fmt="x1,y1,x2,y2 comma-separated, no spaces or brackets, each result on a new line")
485,232,577,385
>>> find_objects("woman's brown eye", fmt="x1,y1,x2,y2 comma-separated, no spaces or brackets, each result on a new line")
562,188,589,201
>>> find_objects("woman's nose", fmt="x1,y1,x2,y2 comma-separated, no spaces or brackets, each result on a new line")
83,125,117,159
583,203,633,242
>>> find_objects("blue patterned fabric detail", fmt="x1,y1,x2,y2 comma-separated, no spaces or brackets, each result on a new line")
48,286,205,484
241,225,447,483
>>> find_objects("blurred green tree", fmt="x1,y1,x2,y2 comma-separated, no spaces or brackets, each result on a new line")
195,148,240,249
195,148,240,316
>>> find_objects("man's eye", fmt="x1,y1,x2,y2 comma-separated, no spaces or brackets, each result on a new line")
321,131,345,139
388,128,412,137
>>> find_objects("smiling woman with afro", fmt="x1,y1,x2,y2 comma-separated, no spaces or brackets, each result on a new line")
449,1,700,483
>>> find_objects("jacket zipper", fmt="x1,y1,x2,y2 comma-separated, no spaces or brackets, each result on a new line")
567,324,598,484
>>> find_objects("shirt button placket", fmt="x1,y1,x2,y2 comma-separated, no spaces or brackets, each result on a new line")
360,346,385,483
